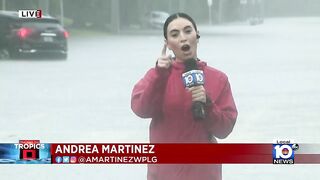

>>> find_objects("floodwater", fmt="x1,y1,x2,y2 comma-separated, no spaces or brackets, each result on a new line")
0,17,319,179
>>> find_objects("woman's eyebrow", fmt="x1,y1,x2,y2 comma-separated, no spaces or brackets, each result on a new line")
169,25,193,34
183,25,192,30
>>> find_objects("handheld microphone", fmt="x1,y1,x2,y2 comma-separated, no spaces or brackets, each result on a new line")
182,58,206,120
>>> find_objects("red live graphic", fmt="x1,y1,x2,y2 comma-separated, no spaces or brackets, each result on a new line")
18,10,42,18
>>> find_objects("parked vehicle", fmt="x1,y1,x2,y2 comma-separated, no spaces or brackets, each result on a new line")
140,11,169,29
0,11,68,59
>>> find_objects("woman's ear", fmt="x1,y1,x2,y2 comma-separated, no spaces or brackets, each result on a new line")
196,30,200,39
196,31,200,43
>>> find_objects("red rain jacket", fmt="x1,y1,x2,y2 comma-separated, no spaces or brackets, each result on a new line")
131,60,238,180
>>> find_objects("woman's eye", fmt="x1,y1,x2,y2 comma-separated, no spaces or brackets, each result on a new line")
171,33,178,37
185,29,192,34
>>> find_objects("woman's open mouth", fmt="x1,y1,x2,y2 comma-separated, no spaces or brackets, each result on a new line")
181,44,190,52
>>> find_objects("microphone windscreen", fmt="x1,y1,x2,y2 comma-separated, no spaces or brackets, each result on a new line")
184,58,198,72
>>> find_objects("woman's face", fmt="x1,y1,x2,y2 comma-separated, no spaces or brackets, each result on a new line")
166,17,198,62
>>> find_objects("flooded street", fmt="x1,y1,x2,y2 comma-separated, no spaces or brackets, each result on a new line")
1,17,320,179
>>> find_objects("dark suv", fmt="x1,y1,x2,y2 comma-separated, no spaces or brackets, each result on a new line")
0,11,68,59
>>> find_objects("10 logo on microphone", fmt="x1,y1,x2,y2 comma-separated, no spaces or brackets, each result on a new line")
182,70,204,88
272,140,299,164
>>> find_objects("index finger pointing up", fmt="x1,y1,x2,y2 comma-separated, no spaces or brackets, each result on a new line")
161,44,167,56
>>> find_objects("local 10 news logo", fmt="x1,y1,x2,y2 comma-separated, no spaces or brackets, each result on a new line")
182,70,205,88
272,140,299,164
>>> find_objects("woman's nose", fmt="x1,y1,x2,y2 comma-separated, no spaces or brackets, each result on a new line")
180,33,187,42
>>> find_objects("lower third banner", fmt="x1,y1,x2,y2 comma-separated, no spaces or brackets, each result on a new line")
1,141,320,164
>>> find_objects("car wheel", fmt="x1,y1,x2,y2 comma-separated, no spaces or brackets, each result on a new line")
0,49,10,60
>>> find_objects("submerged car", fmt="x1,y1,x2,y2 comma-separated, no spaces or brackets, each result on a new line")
0,11,68,59
141,11,169,29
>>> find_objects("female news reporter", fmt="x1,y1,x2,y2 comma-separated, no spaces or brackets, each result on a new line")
131,12,238,180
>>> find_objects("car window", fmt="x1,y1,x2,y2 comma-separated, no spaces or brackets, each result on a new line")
0,18,4,32
0,17,11,33
22,22,61,29
16,19,62,29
